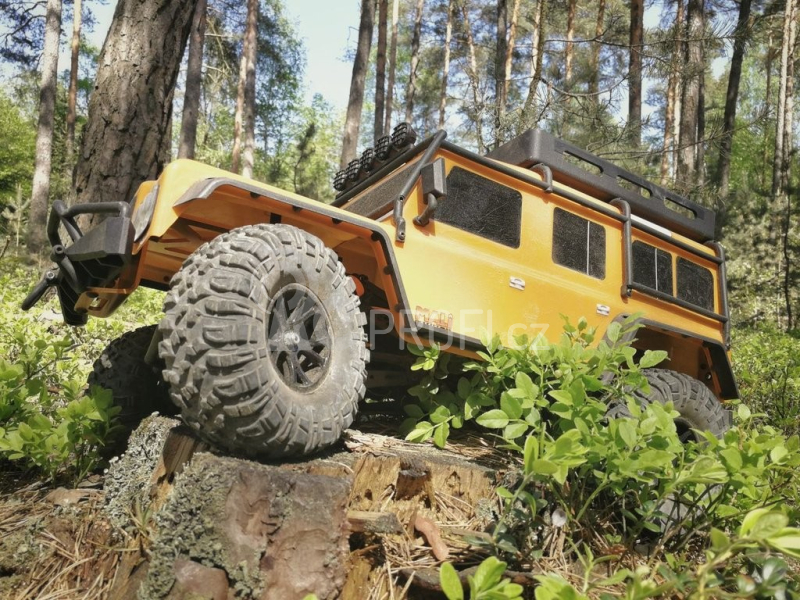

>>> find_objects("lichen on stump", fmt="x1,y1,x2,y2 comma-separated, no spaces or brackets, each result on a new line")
139,453,350,600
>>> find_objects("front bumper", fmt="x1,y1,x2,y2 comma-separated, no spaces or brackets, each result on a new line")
22,200,134,325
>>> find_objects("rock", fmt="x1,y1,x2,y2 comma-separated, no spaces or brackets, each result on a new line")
139,453,350,600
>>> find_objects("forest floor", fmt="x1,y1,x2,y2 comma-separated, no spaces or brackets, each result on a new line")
0,414,536,600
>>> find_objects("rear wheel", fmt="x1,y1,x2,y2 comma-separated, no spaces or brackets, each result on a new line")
158,224,369,458
88,325,173,438
611,369,731,539
626,369,730,439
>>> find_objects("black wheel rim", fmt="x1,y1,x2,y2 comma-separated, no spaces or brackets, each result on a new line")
266,284,332,389
675,418,700,444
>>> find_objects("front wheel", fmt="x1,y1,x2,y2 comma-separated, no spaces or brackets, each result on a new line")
158,224,369,458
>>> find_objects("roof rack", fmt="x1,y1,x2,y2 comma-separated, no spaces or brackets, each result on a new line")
487,129,715,242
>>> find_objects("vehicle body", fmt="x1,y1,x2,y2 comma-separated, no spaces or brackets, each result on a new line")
24,125,736,456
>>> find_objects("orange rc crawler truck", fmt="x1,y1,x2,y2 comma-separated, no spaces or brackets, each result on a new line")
24,124,735,457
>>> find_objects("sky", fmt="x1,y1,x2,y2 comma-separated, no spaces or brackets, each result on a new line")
81,0,360,111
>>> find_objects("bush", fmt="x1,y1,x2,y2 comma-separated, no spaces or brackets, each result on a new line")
732,326,800,435
0,257,162,483
403,317,800,597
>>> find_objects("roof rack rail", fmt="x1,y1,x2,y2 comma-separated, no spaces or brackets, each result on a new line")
487,129,715,242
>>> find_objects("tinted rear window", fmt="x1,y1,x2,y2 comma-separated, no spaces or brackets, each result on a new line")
632,241,673,294
552,208,606,279
437,167,522,248
677,258,714,311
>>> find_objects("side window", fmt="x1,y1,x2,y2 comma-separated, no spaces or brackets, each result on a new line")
632,241,673,294
437,167,522,248
552,207,606,279
677,258,715,311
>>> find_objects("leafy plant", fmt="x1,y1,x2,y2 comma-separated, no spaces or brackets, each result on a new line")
440,557,523,600
405,315,800,583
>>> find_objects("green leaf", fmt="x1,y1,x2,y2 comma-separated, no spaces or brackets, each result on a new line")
737,404,752,422
606,322,621,343
710,528,730,550
404,404,424,418
515,372,538,398
430,405,451,424
439,562,464,600
532,459,559,475
766,529,800,558
548,389,573,406
503,422,528,441
523,436,538,474
405,421,434,443
500,393,522,420
639,350,668,368
470,556,506,592
433,422,450,448
475,410,509,429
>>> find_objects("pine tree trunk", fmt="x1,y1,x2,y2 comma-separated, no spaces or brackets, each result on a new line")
178,0,207,160
661,0,683,186
677,0,703,194
589,0,605,99
565,0,576,84
341,0,375,168
231,40,247,173
494,0,507,145
500,0,520,133
716,0,751,199
374,0,388,141
438,0,454,129
772,0,795,200
65,0,82,170
460,0,485,153
628,0,643,147
26,0,62,255
241,0,257,179
404,0,425,124
72,0,198,225
521,0,546,132
384,0,400,134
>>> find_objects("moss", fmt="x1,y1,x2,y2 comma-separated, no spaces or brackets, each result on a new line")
104,415,181,530
138,453,264,600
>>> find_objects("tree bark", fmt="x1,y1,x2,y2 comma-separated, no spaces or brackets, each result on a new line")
241,0,257,179
565,0,576,84
384,0,400,135
628,0,643,147
26,0,61,255
521,0,546,132
661,0,684,185
65,0,81,169
499,0,520,134
716,0,751,199
589,0,605,99
178,0,207,160
374,0,388,141
677,0,703,194
73,0,198,224
231,32,247,173
438,0,453,129
772,0,795,200
404,0,425,124
340,0,375,168
460,0,485,153
494,0,507,144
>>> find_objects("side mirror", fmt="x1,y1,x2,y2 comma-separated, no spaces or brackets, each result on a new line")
414,158,447,227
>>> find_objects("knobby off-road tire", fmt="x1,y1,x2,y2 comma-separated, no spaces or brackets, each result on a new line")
88,325,173,436
626,369,730,440
158,224,369,458
610,368,731,540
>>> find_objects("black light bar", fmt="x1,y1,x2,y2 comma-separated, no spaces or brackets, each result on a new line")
333,123,419,196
